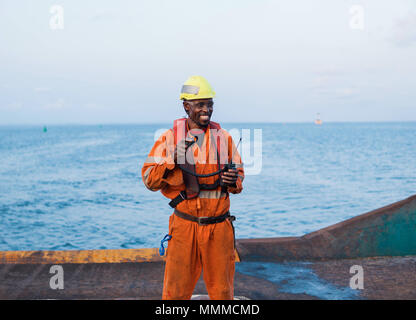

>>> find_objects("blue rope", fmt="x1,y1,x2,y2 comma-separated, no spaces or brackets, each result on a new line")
159,234,172,256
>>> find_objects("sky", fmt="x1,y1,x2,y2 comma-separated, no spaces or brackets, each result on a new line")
0,0,415,124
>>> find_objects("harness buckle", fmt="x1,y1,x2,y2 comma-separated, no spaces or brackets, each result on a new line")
197,216,210,226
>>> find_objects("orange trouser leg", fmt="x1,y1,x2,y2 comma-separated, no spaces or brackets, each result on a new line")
200,219,236,300
162,214,202,300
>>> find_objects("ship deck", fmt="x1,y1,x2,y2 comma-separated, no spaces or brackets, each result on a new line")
1,255,415,299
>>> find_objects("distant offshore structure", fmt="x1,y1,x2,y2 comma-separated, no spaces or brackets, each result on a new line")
315,113,322,125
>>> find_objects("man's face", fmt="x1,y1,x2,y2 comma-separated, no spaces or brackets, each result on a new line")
184,98,214,127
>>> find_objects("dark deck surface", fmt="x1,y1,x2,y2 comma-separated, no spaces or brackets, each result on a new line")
1,255,415,300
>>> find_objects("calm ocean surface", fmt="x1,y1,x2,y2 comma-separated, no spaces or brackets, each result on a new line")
0,122,415,251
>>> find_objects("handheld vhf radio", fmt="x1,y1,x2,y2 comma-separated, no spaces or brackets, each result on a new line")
220,137,242,189
222,162,236,174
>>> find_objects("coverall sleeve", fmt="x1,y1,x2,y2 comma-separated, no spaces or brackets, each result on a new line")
141,130,176,191
226,133,244,194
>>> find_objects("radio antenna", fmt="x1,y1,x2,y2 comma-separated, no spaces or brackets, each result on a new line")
230,137,242,165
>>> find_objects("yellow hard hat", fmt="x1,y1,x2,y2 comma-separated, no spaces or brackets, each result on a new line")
179,75,216,100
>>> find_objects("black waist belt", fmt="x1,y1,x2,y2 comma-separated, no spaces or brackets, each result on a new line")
174,209,235,226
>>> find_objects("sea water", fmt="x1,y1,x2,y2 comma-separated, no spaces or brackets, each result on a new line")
0,122,415,251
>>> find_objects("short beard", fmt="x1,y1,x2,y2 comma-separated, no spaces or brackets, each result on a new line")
188,112,210,128
198,120,209,127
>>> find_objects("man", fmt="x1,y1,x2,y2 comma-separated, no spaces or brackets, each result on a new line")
141,75,244,300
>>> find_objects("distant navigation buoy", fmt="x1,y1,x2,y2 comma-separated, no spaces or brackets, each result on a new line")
43,126,47,133
315,113,322,125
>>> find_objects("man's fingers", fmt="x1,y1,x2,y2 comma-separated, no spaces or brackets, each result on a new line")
223,172,238,177
222,176,237,183
222,170,238,184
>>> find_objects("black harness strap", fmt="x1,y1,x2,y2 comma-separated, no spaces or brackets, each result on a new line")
168,179,220,208
174,209,235,226
169,191,186,208
173,209,237,249
199,179,220,190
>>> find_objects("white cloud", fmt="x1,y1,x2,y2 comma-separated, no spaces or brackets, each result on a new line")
43,98,65,110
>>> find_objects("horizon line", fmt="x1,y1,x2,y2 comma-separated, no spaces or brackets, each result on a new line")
1,120,416,126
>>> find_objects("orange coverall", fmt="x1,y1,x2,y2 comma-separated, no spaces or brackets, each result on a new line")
141,121,244,300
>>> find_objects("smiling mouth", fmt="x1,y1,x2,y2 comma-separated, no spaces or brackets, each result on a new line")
199,115,210,121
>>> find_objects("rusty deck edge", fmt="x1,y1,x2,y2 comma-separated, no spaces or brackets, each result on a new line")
0,248,241,264
0,248,164,264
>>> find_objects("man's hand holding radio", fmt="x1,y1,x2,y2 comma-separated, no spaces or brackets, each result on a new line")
221,168,238,187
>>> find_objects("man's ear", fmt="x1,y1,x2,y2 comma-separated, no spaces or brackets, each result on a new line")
183,101,190,115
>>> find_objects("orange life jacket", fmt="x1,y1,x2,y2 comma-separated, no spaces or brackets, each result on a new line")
169,118,226,208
